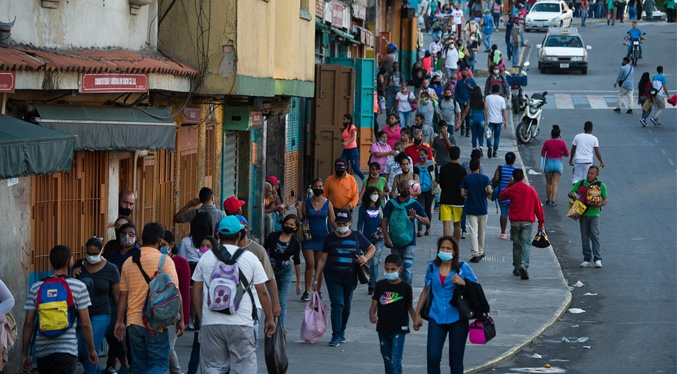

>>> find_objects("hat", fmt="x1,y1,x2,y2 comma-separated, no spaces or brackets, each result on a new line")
267,176,279,186
223,196,246,214
218,216,245,235
388,43,397,51
334,158,347,170
484,8,490,13
235,215,248,226
334,209,352,224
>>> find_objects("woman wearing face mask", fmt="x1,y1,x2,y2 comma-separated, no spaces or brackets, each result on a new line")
341,114,366,180
369,131,394,173
392,152,421,199
296,178,337,301
415,148,437,237
314,209,375,347
358,186,385,295
459,87,489,150
360,162,390,204
198,236,219,258
413,236,477,374
102,216,131,259
264,214,302,327
179,212,214,273
383,114,402,149
74,237,120,374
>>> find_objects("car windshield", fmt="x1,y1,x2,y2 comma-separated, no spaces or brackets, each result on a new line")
532,3,560,12
544,36,582,47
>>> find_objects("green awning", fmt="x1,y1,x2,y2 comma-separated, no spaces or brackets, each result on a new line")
330,27,360,44
0,114,75,179
34,105,177,151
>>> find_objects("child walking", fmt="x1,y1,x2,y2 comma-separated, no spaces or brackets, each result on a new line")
369,254,417,374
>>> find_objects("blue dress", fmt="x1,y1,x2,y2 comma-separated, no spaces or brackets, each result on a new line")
303,197,330,251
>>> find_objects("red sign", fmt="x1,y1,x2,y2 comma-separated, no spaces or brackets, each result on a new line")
80,73,148,93
0,71,16,93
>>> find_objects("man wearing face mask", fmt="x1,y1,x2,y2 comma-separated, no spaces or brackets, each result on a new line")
118,190,135,217
324,159,359,214
443,40,460,83
455,67,477,137
405,128,433,165
413,98,440,139
174,187,226,234
385,62,405,116
381,180,429,285
484,65,511,99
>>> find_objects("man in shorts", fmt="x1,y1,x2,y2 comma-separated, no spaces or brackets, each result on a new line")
438,146,467,240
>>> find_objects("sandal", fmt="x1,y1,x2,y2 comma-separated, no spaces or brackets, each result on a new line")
425,230,430,236
417,231,423,237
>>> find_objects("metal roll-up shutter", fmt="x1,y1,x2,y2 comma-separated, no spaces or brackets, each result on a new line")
223,131,238,199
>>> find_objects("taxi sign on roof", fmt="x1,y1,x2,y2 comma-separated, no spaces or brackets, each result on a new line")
547,27,579,35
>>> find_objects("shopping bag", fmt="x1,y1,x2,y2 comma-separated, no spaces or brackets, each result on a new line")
265,317,288,374
296,218,312,242
469,315,496,344
300,291,327,343
566,199,587,221
531,228,551,248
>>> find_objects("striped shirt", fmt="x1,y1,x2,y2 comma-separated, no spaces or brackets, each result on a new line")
24,277,91,358
120,247,179,328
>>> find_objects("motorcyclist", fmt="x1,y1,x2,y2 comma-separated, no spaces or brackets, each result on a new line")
626,21,643,59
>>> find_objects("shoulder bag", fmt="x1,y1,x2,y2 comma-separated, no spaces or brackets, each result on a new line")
420,263,435,321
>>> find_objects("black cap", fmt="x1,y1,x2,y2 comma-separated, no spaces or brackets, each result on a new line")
334,158,347,170
334,209,352,223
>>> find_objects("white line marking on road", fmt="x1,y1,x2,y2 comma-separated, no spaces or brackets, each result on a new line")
555,94,574,109
655,139,660,144
661,148,667,155
669,158,674,166
631,238,644,240
588,95,608,109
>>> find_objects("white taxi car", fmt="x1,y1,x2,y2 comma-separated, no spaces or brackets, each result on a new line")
525,1,573,32
537,28,591,75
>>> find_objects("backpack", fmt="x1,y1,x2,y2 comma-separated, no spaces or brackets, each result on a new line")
36,275,77,337
388,198,414,247
208,246,258,321
415,162,434,193
133,252,181,333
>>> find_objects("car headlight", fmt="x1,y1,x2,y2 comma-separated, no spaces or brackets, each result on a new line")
545,56,558,61
551,17,561,22
571,57,583,62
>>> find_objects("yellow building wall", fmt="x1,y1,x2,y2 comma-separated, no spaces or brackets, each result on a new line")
237,0,275,79
272,0,316,82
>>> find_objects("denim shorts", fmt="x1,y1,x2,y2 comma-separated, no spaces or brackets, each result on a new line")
544,158,563,174
499,201,510,217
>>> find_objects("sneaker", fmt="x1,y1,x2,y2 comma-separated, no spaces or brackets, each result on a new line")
640,118,647,127
300,290,310,302
461,232,466,239
469,256,481,263
479,253,486,259
595,260,603,268
613,108,621,113
626,109,633,114
650,117,658,126
580,261,591,268
102,367,118,374
500,233,508,239
493,151,498,158
488,146,493,158
551,201,557,206
512,269,520,276
655,121,661,127
340,331,347,343
545,199,551,206
328,336,341,347
368,287,374,296
519,267,529,280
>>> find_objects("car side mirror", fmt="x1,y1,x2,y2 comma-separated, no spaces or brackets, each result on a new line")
586,45,592,50
562,9,567,13
536,44,542,48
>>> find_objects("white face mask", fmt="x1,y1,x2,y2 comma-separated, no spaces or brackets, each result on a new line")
86,250,103,265
493,70,499,75
336,226,350,234
370,194,379,202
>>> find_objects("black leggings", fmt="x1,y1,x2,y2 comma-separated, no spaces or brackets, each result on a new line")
417,191,434,231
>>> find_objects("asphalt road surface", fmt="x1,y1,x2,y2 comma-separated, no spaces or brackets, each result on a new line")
477,21,677,374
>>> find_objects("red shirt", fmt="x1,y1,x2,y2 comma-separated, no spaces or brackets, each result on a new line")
499,181,545,226
171,254,192,324
541,139,569,160
383,125,402,150
405,142,432,164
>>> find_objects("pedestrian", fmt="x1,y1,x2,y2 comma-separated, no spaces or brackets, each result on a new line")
510,22,521,67
103,215,132,259
439,146,467,240
340,114,366,180
482,9,494,52
118,190,135,218
414,147,436,237
569,121,604,184
22,245,97,374
384,114,403,150
569,166,608,268
411,112,436,145
179,212,214,270
637,71,654,126
650,65,670,127
392,152,421,199
73,237,120,374
384,142,413,193
607,0,616,25
465,32,480,74
358,186,386,295
370,131,395,172
382,180,430,285
614,57,635,113
324,158,359,213
369,254,416,374
484,65,510,99
314,209,375,347
644,0,654,19
423,50,434,72
455,66,477,137
452,3,465,37
385,63,405,115
432,120,456,167
191,216,276,372
394,82,416,128
540,125,570,206
667,0,676,23
504,17,514,61
380,43,399,72
411,62,431,95
616,0,626,22
438,90,462,138
430,75,445,101
114,223,184,374
485,83,508,159
580,0,589,25
360,162,390,202
459,87,489,150
460,159,493,263
430,35,444,56
498,169,545,280
460,149,485,239
515,3,527,45
413,236,478,374
377,67,387,127
264,182,284,237
443,40,460,82
490,152,517,239
492,0,502,26
264,214,302,328
405,128,434,165
174,187,226,233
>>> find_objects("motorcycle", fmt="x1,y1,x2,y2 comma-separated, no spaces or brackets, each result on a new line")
628,33,646,67
515,91,548,144
507,62,529,114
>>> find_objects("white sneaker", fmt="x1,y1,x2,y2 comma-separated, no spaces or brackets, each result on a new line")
580,261,591,268
594,260,602,268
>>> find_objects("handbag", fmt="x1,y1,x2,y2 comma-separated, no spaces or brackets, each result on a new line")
296,217,312,243
531,228,551,248
370,226,384,242
420,263,435,321
490,165,502,202
409,92,418,111
469,314,496,344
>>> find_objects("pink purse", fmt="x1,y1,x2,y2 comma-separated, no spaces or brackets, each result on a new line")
469,315,496,344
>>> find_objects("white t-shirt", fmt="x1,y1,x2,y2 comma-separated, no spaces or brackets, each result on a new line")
420,0,429,15
486,94,506,123
444,48,459,69
179,235,200,263
571,133,599,163
396,91,414,112
452,9,464,25
192,244,268,326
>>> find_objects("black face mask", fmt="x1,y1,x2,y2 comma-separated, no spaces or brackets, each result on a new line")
462,74,468,79
444,95,452,99
118,206,132,217
336,171,346,177
313,188,324,196
414,138,422,146
400,190,411,198
282,226,296,234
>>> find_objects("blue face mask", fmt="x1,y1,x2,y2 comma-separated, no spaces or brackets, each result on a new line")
438,251,454,262
160,247,170,255
336,226,350,234
384,271,400,281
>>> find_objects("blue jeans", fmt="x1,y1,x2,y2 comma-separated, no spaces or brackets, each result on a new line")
627,43,642,56
127,324,169,374
398,110,413,128
470,118,486,149
492,12,500,27
426,318,469,374
469,54,477,74
512,43,520,66
390,245,416,285
445,68,456,82
274,264,293,328
342,147,366,180
482,32,491,50
579,216,601,261
506,39,513,60
379,332,406,374
368,240,384,289
186,316,200,374
486,122,502,151
581,9,588,25
77,314,110,374
510,221,533,271
386,92,397,115
324,274,356,337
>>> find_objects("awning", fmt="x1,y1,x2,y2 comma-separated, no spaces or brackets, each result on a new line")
330,27,360,45
34,105,177,151
0,114,75,179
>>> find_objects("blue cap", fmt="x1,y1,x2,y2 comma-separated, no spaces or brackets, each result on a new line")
218,216,245,235
236,215,248,226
